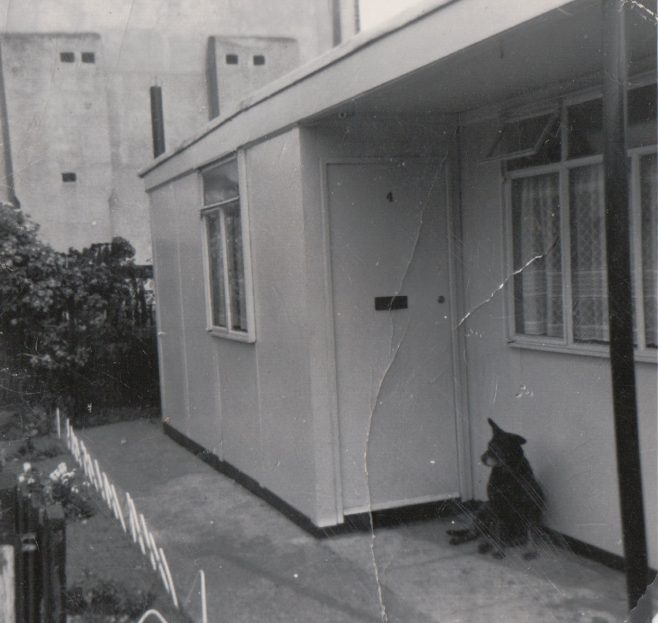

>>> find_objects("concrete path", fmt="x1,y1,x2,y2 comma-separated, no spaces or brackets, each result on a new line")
78,419,638,623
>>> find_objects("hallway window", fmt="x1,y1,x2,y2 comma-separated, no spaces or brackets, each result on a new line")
505,83,657,357
201,157,253,341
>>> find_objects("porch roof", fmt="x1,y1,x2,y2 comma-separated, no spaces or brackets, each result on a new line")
140,0,656,190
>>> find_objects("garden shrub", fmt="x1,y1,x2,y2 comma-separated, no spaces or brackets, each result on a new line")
0,202,159,423
19,461,97,520
66,571,155,619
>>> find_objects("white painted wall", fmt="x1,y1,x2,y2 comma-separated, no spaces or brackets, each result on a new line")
208,37,300,118
149,172,225,454
358,0,426,30
149,180,191,435
141,0,656,562
243,129,322,519
1,34,114,251
147,104,657,566
0,0,334,262
458,119,658,568
148,118,462,527
149,128,332,524
0,0,333,69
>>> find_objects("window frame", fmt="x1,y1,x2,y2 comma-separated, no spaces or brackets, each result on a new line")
200,152,256,343
503,87,657,363
484,110,559,162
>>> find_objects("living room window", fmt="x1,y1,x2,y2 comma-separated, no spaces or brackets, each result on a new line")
201,156,254,341
503,82,657,358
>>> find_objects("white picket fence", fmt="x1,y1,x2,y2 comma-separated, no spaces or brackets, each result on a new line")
58,410,208,622
137,609,172,623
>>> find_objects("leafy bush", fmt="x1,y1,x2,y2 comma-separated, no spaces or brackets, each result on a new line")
18,460,96,520
0,403,52,440
0,203,159,422
66,571,155,619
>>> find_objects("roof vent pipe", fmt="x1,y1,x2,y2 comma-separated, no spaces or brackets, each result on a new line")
150,86,166,158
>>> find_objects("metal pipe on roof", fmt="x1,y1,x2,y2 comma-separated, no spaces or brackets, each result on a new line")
150,86,166,159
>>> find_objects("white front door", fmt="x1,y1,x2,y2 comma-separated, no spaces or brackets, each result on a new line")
327,159,460,514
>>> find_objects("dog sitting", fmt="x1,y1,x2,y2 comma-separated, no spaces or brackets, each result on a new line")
447,418,545,559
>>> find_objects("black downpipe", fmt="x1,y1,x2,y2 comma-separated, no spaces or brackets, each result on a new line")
206,38,220,120
150,86,166,159
601,0,650,614
332,0,342,46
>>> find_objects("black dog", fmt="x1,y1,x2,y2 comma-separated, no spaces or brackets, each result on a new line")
447,418,544,559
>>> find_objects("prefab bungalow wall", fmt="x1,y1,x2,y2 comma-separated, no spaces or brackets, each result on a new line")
148,100,656,565
458,118,657,569
149,174,223,456
148,117,460,528
149,128,333,525
242,129,334,523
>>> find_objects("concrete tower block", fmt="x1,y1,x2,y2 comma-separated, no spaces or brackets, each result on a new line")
0,33,113,251
206,36,300,119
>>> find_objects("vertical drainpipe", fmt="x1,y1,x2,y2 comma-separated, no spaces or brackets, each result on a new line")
0,41,20,209
150,86,166,159
332,0,343,46
206,37,220,120
333,0,360,45
601,0,649,616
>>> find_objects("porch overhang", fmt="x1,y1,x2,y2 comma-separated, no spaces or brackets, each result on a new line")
140,0,655,190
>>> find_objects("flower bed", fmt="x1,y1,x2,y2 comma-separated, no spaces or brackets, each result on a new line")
1,433,190,623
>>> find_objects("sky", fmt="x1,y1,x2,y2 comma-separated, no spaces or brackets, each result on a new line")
358,0,426,29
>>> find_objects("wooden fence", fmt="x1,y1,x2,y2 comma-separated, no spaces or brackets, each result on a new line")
0,473,66,623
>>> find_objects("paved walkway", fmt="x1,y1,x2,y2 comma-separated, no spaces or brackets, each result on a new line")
78,419,643,623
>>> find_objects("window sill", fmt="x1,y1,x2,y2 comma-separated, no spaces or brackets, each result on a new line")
207,327,255,344
507,339,657,364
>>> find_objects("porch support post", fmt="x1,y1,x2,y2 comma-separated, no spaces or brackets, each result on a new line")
601,0,649,614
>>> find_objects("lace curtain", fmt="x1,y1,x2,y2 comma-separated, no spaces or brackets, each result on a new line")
570,164,609,343
512,173,563,337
